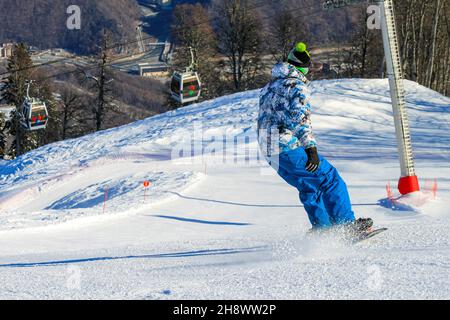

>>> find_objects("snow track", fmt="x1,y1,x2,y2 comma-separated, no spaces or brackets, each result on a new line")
0,79,449,299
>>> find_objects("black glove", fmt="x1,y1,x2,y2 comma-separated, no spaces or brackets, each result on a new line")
305,147,320,173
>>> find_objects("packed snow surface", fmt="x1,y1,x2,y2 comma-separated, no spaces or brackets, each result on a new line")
0,79,449,299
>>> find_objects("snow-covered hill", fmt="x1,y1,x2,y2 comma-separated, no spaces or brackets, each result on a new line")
0,79,449,299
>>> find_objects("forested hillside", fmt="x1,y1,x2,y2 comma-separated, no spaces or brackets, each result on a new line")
0,0,140,54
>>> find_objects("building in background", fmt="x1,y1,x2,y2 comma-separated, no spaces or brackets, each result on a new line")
139,63,169,78
0,43,14,59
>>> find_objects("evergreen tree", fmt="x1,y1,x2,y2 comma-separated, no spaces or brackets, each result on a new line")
3,43,54,157
3,43,37,157
4,44,32,107
0,112,6,158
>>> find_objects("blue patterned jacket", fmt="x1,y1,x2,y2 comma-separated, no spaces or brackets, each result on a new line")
258,62,317,157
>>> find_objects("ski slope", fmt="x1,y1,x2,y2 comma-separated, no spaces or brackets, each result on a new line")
0,79,449,299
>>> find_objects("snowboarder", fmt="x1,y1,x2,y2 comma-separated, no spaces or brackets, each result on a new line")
258,42,373,237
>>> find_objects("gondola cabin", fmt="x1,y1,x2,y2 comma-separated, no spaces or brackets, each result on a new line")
21,98,49,131
170,71,201,104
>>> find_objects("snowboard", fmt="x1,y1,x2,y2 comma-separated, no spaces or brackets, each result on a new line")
353,228,388,244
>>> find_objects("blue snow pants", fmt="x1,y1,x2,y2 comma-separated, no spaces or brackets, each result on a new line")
269,148,355,229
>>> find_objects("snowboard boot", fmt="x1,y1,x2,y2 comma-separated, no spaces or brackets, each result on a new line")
336,218,374,241
307,218,374,240
352,217,374,232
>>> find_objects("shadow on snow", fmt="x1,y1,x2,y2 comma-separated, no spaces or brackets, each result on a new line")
166,191,378,208
0,246,267,268
150,215,252,226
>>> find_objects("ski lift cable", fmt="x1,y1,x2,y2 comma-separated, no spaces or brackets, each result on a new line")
0,0,328,78
33,48,164,84
25,80,32,100
1,8,324,85
1,1,355,86
0,0,269,77
3,10,328,85
40,7,329,84
183,47,196,73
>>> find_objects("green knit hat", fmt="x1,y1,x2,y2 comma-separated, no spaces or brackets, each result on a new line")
288,42,311,75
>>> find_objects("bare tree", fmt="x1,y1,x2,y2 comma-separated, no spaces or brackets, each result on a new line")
57,86,89,140
213,0,264,92
395,0,449,96
267,0,311,62
171,3,220,100
84,30,114,132
347,7,384,78
426,0,443,88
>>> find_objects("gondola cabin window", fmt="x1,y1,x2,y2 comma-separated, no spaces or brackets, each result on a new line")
171,77,181,95
182,78,200,99
30,105,48,128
